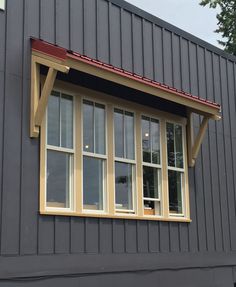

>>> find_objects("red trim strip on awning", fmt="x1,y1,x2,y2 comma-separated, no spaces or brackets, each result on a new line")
31,38,220,110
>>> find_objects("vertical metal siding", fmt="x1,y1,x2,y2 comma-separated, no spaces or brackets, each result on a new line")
0,1,235,279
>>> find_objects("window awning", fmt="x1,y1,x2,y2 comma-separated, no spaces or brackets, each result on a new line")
30,38,221,167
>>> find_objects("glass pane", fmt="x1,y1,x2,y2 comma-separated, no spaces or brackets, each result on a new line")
95,103,105,155
151,119,160,164
125,111,134,159
61,94,73,149
114,109,124,158
47,91,60,146
115,162,133,210
175,124,183,168
144,200,161,216
46,150,70,208
143,166,159,199
83,100,94,153
167,122,175,167
142,117,151,163
168,170,183,214
83,156,104,210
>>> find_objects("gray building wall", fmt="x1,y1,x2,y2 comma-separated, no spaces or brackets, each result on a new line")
0,0,236,286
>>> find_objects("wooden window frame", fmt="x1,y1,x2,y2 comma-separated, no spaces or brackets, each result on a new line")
40,78,191,222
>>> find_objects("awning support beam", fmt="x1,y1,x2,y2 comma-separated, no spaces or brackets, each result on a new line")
187,111,210,167
30,55,70,138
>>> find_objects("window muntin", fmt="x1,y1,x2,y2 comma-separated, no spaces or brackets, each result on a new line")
42,85,189,222
166,122,185,215
114,108,136,212
46,91,74,210
82,99,107,212
142,116,162,216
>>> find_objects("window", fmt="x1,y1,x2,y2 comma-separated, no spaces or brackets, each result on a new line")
40,84,190,222
0,0,5,10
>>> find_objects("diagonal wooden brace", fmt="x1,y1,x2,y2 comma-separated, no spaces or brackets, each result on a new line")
187,111,210,167
30,55,70,138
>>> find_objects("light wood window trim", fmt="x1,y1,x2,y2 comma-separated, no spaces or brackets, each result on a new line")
40,79,191,222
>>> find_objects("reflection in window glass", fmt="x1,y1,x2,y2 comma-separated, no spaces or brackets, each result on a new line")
83,100,106,155
125,112,135,160
142,116,160,164
95,103,105,155
167,122,183,168
115,162,133,210
168,170,183,214
167,123,175,167
61,94,73,149
83,100,94,153
151,119,160,164
47,91,60,146
175,124,183,168
142,117,151,162
83,156,104,210
143,166,159,199
114,109,124,158
114,109,134,160
46,150,70,208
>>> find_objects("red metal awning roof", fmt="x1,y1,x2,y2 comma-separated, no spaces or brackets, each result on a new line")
31,38,221,112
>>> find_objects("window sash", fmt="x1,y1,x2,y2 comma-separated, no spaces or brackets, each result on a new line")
41,84,190,222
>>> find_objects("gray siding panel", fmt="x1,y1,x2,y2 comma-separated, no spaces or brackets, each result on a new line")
0,0,236,283
40,0,55,43
55,0,70,48
20,0,40,256
97,0,109,63
70,0,83,53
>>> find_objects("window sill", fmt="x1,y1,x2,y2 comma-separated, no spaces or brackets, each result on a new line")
40,210,191,223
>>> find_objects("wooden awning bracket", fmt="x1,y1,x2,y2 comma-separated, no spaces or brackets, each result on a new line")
187,111,216,167
30,55,70,138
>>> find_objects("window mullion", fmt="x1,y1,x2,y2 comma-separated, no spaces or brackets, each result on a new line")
160,119,169,219
75,96,83,213
107,104,115,215
136,112,143,216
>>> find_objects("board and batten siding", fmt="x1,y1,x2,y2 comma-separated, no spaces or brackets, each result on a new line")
0,0,236,285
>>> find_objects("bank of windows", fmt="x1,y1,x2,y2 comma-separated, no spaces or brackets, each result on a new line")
44,91,188,220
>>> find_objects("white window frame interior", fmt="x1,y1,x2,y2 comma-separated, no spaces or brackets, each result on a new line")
40,79,190,222
81,97,108,214
113,107,137,214
166,120,186,217
141,115,162,217
45,90,75,212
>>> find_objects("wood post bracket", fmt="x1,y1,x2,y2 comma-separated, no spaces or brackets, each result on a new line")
30,54,70,138
187,111,216,167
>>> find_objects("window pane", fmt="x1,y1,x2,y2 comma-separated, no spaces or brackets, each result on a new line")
83,100,94,153
175,124,183,168
143,166,159,199
47,91,60,146
95,103,105,154
125,111,134,159
83,156,104,210
142,117,151,163
167,122,175,167
115,162,133,210
151,119,160,164
61,94,73,149
46,150,71,208
114,109,124,158
168,170,183,214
